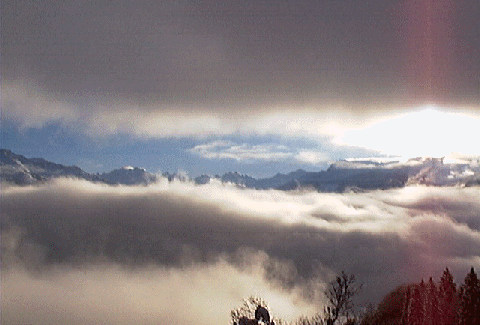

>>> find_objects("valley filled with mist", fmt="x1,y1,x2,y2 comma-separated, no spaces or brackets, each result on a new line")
2,155,480,323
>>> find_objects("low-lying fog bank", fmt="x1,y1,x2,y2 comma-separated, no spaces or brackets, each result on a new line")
2,179,479,324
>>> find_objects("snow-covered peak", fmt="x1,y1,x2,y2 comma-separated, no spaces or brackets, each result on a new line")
121,166,147,171
101,167,157,185
330,157,403,170
1,149,98,184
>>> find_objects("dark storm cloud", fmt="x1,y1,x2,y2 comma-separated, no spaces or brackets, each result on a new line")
3,0,479,124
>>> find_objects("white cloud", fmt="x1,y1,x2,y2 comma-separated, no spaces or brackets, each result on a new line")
189,141,330,165
10,81,479,161
2,180,480,281
295,151,330,164
189,141,293,162
1,81,80,128
1,81,393,140
2,179,480,325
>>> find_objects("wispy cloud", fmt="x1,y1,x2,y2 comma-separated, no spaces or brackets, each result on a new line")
1,81,396,140
189,141,293,162
188,140,330,165
6,81,479,161
1,81,80,128
294,151,330,164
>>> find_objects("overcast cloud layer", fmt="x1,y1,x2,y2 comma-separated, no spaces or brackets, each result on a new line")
2,0,480,139
2,179,480,324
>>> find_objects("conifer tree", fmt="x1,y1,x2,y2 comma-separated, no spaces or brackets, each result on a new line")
409,281,426,325
424,277,439,325
401,286,412,325
459,268,480,325
438,268,458,325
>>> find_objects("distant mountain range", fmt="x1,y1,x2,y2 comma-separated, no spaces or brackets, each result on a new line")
1,149,479,191
0,149,157,186
279,157,480,192
194,169,309,190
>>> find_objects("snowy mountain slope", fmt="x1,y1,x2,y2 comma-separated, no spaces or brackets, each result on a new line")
406,156,480,187
280,157,480,192
100,167,158,185
193,169,307,189
2,149,479,190
0,149,100,184
0,149,157,185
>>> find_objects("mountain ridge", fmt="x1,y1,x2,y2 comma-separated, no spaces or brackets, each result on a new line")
1,149,479,190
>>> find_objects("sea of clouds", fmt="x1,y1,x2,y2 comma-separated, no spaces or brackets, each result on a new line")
2,178,479,324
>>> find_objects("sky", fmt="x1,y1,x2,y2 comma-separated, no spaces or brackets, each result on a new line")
1,2,480,324
2,0,480,177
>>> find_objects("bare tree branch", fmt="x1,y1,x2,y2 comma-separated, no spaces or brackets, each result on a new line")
324,271,363,325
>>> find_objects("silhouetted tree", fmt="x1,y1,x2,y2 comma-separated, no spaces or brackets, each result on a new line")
459,267,480,325
424,277,439,325
294,314,324,325
361,268,480,325
409,280,425,325
324,271,362,325
358,303,377,325
231,296,281,325
438,268,458,325
400,286,412,325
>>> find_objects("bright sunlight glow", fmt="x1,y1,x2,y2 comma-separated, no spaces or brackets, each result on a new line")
340,107,480,158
